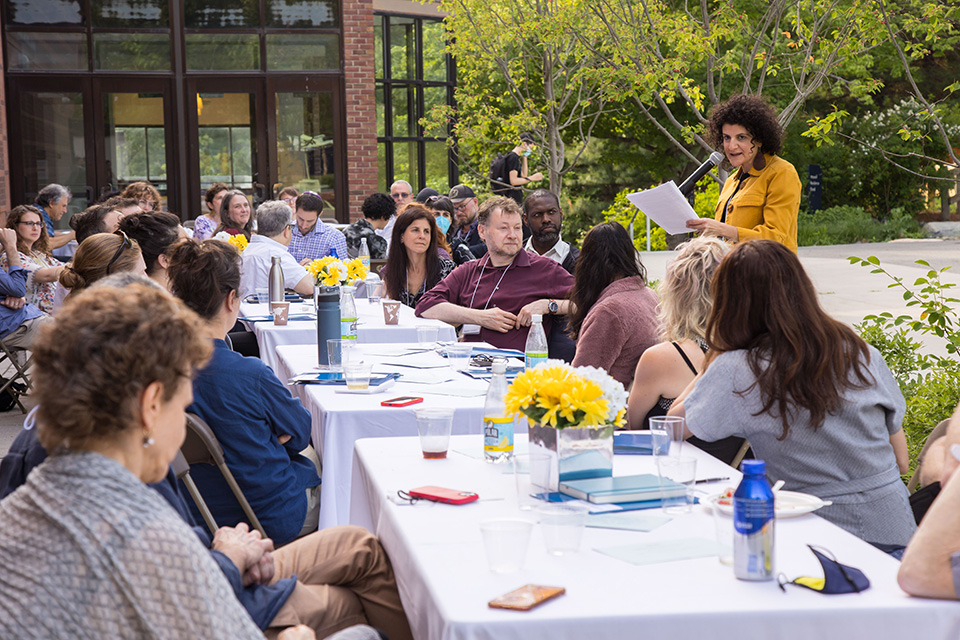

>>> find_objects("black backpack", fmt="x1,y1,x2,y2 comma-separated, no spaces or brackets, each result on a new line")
489,153,510,195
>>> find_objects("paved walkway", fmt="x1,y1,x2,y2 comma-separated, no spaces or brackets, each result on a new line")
2,239,959,458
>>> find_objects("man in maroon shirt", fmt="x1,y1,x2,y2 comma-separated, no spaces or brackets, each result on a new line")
415,197,573,351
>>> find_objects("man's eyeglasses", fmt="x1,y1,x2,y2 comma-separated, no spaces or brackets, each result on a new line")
391,192,410,200
18,221,43,228
138,199,155,212
453,201,470,212
106,231,132,275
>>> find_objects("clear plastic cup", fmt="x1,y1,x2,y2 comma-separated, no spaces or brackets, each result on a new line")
343,362,372,390
536,503,589,555
649,416,685,458
446,343,473,371
326,339,354,373
415,407,455,459
658,455,697,515
417,325,439,346
479,519,533,573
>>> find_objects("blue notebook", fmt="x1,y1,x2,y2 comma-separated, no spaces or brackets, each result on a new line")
558,474,686,504
614,432,669,456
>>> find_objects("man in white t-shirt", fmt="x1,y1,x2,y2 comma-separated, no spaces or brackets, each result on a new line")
239,200,314,299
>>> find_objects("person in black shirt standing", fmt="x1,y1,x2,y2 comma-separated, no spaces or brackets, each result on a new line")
496,132,545,205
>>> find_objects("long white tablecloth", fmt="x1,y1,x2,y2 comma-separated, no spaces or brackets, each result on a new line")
276,344,490,529
351,434,960,640
240,300,457,374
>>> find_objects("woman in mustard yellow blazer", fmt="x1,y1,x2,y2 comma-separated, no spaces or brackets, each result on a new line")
686,95,801,252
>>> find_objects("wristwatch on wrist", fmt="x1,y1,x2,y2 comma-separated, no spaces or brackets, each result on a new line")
547,299,559,314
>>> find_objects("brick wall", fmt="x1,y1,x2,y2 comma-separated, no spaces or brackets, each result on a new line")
0,30,9,219
343,0,378,222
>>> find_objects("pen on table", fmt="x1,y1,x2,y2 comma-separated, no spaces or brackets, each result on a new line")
694,476,730,485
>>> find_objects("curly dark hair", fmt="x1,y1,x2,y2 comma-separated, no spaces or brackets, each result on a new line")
706,94,784,157
361,192,396,221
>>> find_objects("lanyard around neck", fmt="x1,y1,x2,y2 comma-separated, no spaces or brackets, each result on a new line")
468,254,514,311
721,171,752,224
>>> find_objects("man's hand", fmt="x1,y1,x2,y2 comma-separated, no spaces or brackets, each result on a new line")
477,307,518,333
685,218,738,242
0,229,20,267
516,299,549,328
1,297,25,310
299,257,312,266
278,625,317,640
211,522,275,585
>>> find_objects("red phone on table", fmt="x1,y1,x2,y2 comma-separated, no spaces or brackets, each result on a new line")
408,486,479,505
381,396,423,407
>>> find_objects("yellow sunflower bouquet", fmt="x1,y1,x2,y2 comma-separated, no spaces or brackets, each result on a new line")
505,362,627,429
306,256,368,288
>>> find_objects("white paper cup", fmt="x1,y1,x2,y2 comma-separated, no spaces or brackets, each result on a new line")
479,519,533,573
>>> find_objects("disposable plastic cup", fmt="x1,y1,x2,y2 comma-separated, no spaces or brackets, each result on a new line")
537,503,589,555
479,519,533,573
446,343,473,371
512,452,552,511
326,339,354,373
713,505,735,565
649,416,685,458
256,288,269,304
415,407,455,459
658,455,697,515
417,325,439,346
343,362,372,390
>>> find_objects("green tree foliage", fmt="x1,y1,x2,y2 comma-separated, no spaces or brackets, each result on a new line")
426,0,611,195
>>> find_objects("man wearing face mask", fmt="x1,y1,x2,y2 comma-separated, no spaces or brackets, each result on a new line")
497,132,544,205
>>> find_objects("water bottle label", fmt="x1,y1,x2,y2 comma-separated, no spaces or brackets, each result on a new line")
733,496,775,580
340,319,358,340
524,352,548,370
360,256,370,270
484,417,514,454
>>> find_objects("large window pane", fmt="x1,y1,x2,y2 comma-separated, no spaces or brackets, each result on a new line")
197,93,256,190
104,93,167,194
424,141,449,192
265,34,339,70
185,34,260,70
266,0,337,28
424,86,446,120
392,142,418,189
389,18,416,80
7,0,82,25
183,0,258,28
374,20,384,79
7,32,87,71
422,20,447,82
378,144,387,191
391,85,416,137
93,0,167,27
375,86,385,137
276,91,336,215
18,92,89,229
94,33,171,71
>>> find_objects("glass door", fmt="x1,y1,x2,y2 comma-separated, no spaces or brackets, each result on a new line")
7,77,96,222
186,79,269,216
94,79,175,208
268,77,344,221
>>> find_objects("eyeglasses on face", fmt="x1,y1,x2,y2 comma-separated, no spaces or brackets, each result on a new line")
391,192,410,200
138,199,156,211
106,230,132,275
453,201,470,212
18,221,43,228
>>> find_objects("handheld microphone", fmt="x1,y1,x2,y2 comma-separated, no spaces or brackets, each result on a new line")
677,151,724,197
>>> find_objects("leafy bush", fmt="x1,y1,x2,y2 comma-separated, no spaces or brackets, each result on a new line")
799,205,924,246
851,256,960,478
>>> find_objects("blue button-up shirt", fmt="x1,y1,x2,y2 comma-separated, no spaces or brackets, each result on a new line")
287,220,348,264
0,266,42,340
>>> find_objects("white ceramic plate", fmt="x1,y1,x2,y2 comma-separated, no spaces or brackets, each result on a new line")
705,490,831,519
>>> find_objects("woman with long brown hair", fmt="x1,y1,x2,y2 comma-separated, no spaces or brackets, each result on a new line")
568,222,658,388
1,205,64,313
60,232,146,296
380,204,454,308
670,240,914,547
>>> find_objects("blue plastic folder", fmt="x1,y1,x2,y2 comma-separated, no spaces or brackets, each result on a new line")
291,372,400,386
613,432,668,456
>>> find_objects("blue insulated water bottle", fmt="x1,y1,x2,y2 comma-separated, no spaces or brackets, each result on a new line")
316,289,340,365
733,459,775,581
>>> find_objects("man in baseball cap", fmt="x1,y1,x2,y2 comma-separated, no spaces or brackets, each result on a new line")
449,184,484,257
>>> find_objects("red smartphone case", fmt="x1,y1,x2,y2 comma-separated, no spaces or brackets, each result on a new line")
408,486,479,505
381,396,424,407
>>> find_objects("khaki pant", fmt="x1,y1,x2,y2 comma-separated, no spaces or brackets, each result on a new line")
265,526,413,640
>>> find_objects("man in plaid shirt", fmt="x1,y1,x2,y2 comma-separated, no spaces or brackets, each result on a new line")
287,191,348,265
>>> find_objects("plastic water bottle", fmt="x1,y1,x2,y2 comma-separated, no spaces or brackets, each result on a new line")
733,459,775,581
524,314,548,370
268,255,284,303
359,237,371,271
340,287,358,341
483,360,514,463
